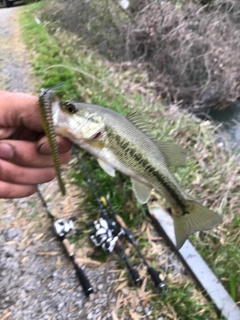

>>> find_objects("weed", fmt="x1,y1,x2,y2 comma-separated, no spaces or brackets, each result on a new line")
30,211,38,218
20,2,240,318
28,200,37,207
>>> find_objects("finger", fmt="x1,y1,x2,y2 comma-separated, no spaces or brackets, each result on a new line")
0,160,56,185
0,127,17,140
10,128,43,142
0,140,71,167
37,135,73,154
0,127,42,141
0,91,41,132
0,143,14,160
0,181,37,199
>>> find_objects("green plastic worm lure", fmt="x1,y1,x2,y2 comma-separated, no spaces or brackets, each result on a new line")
39,87,66,195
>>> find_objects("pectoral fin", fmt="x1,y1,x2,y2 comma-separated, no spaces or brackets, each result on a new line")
131,178,152,204
97,159,115,177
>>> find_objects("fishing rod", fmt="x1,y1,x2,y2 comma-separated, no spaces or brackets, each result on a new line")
86,210,143,287
107,202,166,292
72,147,166,292
36,187,94,296
72,148,151,318
115,239,142,286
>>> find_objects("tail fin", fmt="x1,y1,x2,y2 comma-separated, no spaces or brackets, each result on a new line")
173,200,222,249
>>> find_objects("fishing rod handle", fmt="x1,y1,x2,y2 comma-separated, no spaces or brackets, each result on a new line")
121,251,142,286
62,238,74,256
147,267,166,292
115,214,127,229
124,257,142,286
72,258,94,296
116,242,142,286
129,267,142,286
62,239,93,296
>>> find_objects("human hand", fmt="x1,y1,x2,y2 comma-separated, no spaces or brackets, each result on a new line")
0,91,72,198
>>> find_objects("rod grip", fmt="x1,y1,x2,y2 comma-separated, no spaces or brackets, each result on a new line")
129,267,142,286
147,267,166,291
62,238,73,255
124,259,142,286
72,258,94,296
62,238,93,296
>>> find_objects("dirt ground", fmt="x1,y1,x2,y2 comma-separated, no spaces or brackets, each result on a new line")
0,7,119,320
0,6,186,320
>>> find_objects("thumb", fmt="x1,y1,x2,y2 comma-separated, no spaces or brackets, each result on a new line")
0,91,42,132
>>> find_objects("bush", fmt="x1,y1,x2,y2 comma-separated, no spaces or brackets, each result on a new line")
42,0,240,109
23,0,40,3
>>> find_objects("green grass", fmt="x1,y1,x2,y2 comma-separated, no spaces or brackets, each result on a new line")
20,2,240,319
20,1,128,108
70,153,145,226
151,283,221,320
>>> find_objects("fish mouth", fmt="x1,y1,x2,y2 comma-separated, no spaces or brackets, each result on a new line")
89,130,103,140
52,101,66,126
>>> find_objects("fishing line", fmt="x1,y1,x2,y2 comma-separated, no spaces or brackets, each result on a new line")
43,64,122,96
41,82,64,94
36,187,53,219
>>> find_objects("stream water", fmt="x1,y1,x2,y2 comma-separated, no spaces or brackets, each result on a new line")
197,100,240,151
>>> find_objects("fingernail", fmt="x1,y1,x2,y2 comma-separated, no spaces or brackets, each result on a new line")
38,142,50,155
0,143,14,160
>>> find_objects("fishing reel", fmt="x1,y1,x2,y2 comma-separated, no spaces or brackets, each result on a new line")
54,218,76,238
89,216,124,253
53,217,94,296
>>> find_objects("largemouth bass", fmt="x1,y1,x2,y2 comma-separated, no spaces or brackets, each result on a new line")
51,100,222,249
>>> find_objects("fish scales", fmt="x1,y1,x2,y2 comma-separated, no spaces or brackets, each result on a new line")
106,127,187,214
48,100,222,249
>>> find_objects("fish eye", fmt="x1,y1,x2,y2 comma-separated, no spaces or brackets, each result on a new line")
60,101,77,114
65,102,77,114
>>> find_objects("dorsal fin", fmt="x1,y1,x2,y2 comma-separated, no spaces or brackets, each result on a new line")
156,141,186,167
127,111,153,134
127,112,186,168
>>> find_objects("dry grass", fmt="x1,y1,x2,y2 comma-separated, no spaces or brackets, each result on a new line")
43,0,240,109
20,2,240,318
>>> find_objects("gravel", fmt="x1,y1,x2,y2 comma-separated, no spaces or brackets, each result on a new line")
0,223,118,320
0,6,118,319
0,6,186,320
